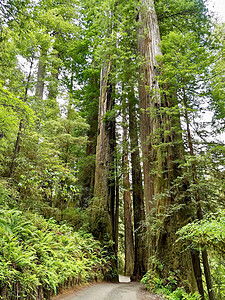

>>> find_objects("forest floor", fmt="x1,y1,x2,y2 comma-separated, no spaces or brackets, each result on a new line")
53,276,164,300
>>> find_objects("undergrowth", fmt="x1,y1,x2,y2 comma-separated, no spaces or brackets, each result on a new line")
0,209,111,299
141,270,201,300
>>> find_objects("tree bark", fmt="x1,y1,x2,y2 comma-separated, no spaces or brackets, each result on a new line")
91,62,112,239
191,249,205,299
46,50,60,120
137,0,198,291
114,168,120,260
90,61,117,281
122,103,134,276
137,0,162,216
35,48,47,100
48,52,60,100
128,88,147,279
90,60,117,248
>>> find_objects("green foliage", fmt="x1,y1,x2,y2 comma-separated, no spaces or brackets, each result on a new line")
165,288,201,300
210,256,225,300
209,24,225,132
141,270,163,292
141,270,201,300
177,211,225,255
177,211,225,299
0,208,110,299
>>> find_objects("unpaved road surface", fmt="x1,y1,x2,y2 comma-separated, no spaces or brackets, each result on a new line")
55,276,164,300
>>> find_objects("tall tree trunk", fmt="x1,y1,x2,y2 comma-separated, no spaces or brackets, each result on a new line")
122,103,134,276
114,164,120,260
46,50,60,120
137,0,162,216
183,87,215,300
48,52,60,100
128,88,147,279
80,109,98,207
35,48,47,100
191,249,205,300
90,62,117,280
9,56,34,177
137,0,198,291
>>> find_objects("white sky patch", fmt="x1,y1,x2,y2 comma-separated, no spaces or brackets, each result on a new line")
207,0,225,23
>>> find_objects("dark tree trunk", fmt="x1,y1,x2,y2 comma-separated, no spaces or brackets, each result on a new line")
128,88,147,279
191,249,205,299
80,73,99,208
90,62,117,281
9,120,24,178
91,62,113,241
114,169,120,259
9,56,34,177
122,104,134,276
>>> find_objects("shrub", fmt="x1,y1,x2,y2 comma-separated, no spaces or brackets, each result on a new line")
0,209,110,299
141,270,201,300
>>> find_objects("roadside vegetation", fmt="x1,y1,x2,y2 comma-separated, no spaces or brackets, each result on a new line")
0,184,110,300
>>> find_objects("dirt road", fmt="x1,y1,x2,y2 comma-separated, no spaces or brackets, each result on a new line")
55,276,164,300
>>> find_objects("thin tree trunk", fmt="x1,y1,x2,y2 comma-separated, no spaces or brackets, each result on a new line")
191,249,205,299
9,120,24,177
122,103,134,276
128,87,147,279
183,87,215,300
114,167,120,259
109,82,116,246
9,56,34,177
80,87,99,207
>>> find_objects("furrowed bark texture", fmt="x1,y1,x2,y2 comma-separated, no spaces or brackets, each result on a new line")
128,89,147,279
137,0,198,291
91,61,116,248
122,108,134,276
137,0,161,216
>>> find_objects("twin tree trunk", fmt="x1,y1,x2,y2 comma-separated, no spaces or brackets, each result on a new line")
91,0,212,293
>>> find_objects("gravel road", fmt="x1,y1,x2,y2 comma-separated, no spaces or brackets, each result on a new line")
54,276,164,300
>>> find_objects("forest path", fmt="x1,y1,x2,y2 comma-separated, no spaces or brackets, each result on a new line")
54,276,164,300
